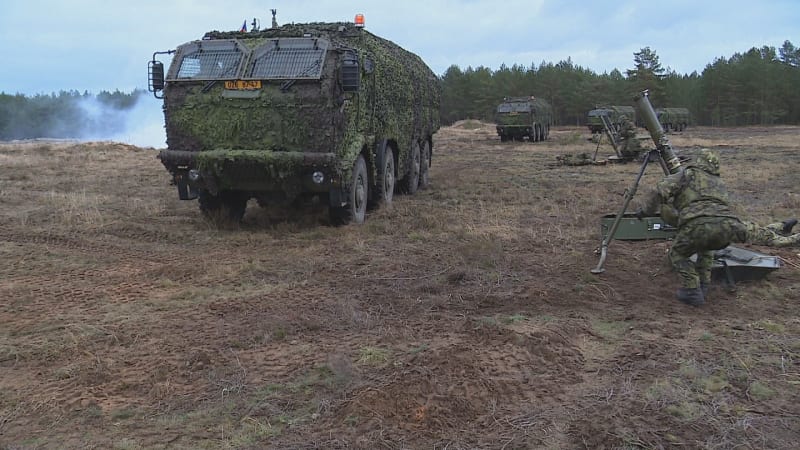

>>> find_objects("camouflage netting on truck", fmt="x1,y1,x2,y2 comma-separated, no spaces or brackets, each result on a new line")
161,22,440,188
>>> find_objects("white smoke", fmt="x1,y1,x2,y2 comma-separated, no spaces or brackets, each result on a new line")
77,91,167,148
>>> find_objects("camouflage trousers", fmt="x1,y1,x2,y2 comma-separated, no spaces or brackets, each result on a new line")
670,217,748,289
744,221,800,247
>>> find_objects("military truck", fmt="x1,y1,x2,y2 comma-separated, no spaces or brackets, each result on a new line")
495,96,553,142
586,105,636,133
655,107,690,132
147,14,440,224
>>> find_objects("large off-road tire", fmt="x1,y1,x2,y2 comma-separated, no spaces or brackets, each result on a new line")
500,134,508,142
402,140,421,195
199,190,248,222
330,155,368,225
378,146,395,205
419,139,431,189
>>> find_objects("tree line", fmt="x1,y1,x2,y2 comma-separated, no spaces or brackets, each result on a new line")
441,40,800,127
2,40,798,140
0,89,144,140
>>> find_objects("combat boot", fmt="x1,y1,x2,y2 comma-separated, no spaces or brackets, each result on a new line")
700,282,709,298
676,287,705,307
781,218,798,235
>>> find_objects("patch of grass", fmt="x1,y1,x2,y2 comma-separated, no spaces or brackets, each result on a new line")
678,359,701,380
700,374,729,393
113,438,143,450
749,283,787,303
344,414,360,426
476,316,499,328
167,286,217,304
557,131,585,146
699,331,714,342
409,343,429,354
357,347,390,366
664,401,702,421
110,407,138,421
271,327,287,341
753,319,785,334
748,381,776,400
221,416,279,449
591,319,628,340
457,120,484,130
501,314,527,324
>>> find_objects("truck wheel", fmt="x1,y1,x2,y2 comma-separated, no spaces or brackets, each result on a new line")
402,141,421,195
378,146,395,205
500,135,508,142
419,140,431,189
330,155,367,225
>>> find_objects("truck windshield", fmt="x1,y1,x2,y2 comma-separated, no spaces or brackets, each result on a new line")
245,38,329,79
497,103,531,113
171,40,244,80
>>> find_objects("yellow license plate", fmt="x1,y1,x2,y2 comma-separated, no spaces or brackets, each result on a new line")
224,80,262,90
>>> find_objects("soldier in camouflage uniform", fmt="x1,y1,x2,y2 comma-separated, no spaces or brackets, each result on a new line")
662,206,799,247
743,219,799,247
639,149,747,306
617,115,642,158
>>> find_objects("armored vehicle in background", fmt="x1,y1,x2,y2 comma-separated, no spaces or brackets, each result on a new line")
495,96,553,142
587,105,636,133
147,14,440,224
655,107,690,132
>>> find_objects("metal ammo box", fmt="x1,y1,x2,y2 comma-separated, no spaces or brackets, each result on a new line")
600,213,677,240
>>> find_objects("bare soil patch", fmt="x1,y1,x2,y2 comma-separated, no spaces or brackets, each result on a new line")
1,126,798,449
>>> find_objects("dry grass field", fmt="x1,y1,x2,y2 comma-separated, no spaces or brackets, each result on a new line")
1,123,798,449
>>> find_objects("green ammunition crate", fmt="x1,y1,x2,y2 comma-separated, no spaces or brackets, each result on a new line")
601,213,677,240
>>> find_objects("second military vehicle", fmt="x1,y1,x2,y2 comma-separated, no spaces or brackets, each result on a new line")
655,107,690,132
495,96,553,142
148,13,440,224
586,105,636,133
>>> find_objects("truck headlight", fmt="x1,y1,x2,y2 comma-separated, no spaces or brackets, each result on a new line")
312,172,324,184
188,169,201,182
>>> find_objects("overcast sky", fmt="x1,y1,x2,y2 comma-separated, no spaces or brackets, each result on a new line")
1,0,797,146
1,0,798,96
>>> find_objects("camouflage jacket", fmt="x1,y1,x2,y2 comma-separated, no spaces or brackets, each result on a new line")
641,165,739,227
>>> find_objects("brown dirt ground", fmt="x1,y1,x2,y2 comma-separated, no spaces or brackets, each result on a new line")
1,124,798,449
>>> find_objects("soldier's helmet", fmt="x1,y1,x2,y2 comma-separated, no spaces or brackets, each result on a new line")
693,148,720,175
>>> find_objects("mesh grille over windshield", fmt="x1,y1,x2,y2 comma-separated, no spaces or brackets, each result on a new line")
247,38,328,79
172,40,244,80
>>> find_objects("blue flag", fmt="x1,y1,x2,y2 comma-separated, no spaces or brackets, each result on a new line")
240,20,247,32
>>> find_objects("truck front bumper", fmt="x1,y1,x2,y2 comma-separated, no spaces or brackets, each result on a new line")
158,149,342,198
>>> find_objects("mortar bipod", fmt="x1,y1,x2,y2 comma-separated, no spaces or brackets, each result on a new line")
591,149,669,274
600,114,620,156
592,113,621,162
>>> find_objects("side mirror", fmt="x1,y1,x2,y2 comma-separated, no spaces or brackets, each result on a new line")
341,51,360,92
149,60,165,97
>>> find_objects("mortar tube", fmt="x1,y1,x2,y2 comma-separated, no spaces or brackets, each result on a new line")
634,91,681,175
